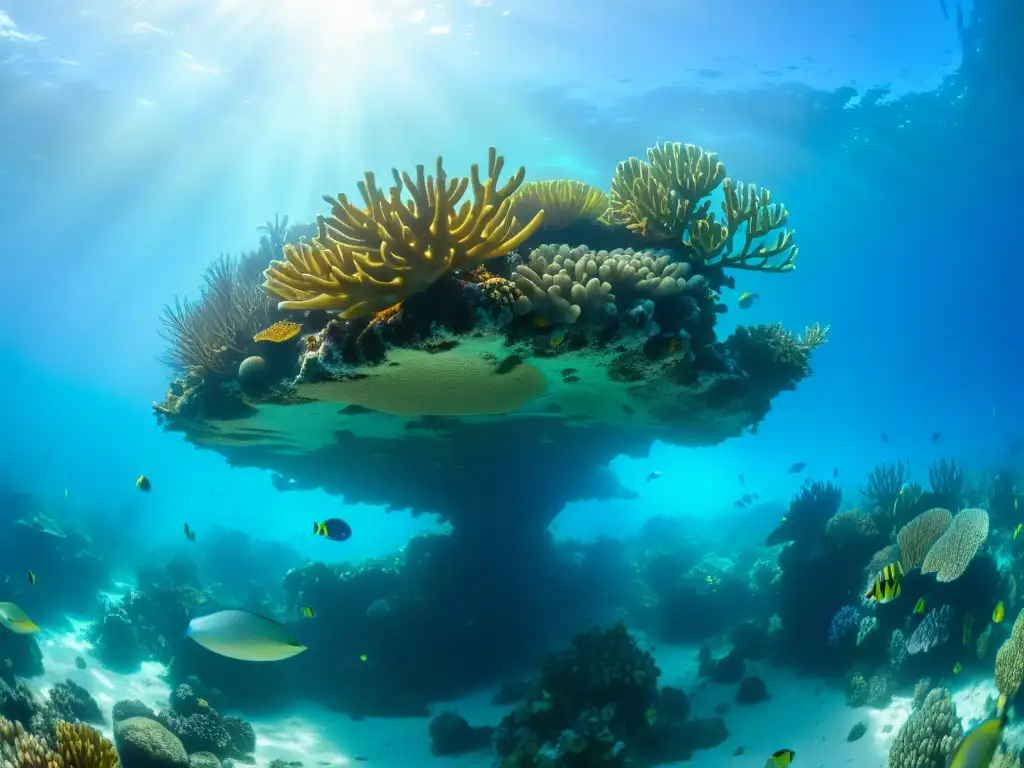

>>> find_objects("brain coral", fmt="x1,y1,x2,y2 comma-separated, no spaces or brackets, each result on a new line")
920,507,989,582
887,687,963,768
897,507,953,571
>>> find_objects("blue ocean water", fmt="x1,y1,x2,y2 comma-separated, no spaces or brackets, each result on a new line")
0,0,1022,766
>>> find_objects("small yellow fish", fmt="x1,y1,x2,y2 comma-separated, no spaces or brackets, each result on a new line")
953,662,962,674
1015,523,1022,540
994,601,1005,623
913,597,926,615
865,562,904,604
359,654,369,662
197,698,208,709
531,315,552,330
27,571,35,587
766,749,795,768
998,692,1008,716
136,475,151,492
300,606,316,619
737,292,759,309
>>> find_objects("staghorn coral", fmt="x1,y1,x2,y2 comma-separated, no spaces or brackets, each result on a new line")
887,688,962,768
159,253,278,376
263,147,545,318
691,179,798,272
512,244,689,324
861,461,908,516
897,508,953,571
54,721,118,768
995,608,1024,696
511,180,610,230
920,508,990,582
608,143,725,242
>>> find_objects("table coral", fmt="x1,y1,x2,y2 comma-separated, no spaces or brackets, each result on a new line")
263,147,544,318
920,508,990,582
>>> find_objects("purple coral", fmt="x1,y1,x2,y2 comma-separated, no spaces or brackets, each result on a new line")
906,604,954,655
828,605,861,646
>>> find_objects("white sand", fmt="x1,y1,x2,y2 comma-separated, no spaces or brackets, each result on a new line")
25,621,1018,767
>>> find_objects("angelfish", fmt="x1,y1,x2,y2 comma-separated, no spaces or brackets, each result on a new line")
186,610,307,662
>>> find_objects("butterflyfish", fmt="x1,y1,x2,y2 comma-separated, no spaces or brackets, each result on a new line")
994,601,1005,624
136,476,151,492
766,749,795,768
313,518,352,542
865,561,904,604
0,602,40,634
186,610,306,662
945,710,1007,768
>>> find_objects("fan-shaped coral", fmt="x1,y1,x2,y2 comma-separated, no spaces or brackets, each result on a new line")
897,508,953,571
510,180,610,229
920,508,990,582
263,147,545,318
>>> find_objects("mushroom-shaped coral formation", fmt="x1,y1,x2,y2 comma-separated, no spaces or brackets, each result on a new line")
263,147,544,318
920,508,990,582
887,688,962,768
897,508,953,571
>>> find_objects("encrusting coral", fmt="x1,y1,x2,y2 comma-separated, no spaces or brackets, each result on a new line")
920,508,990,582
887,687,962,768
511,244,690,324
263,147,545,318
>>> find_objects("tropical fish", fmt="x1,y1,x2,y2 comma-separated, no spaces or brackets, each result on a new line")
183,523,197,543
646,471,662,482
741,494,752,504
994,601,1005,624
644,707,658,726
893,482,912,516
788,462,806,474
931,432,941,443
913,598,926,615
136,475,151,492
314,518,352,542
945,710,1007,768
1014,523,1022,540
299,606,316,618
27,571,35,587
186,610,307,662
738,474,745,486
0,602,40,634
766,749,795,768
864,562,904,604
963,613,975,646
953,662,963,674
734,500,746,509
197,698,208,709
737,292,759,309
359,654,369,662
998,693,1008,717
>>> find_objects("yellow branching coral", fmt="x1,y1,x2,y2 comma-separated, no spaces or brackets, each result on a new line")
510,180,610,230
608,143,724,242
253,320,302,343
54,722,117,768
263,147,545,319
897,508,952,571
0,716,59,768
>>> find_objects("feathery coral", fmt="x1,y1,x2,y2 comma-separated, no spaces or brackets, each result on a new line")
920,507,990,582
510,180,610,229
263,147,545,318
54,722,118,768
512,243,689,324
897,508,953,571
253,320,302,343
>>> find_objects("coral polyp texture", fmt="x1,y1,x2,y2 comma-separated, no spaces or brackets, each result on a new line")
263,147,544,318
154,141,826,548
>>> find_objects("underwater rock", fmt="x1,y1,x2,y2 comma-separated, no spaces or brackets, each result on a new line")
491,679,530,705
114,699,158,722
428,712,494,756
658,686,690,721
847,721,867,742
698,647,745,683
115,717,189,768
189,752,222,768
74,656,87,670
222,716,256,756
158,712,232,758
92,610,147,672
735,676,770,705
0,629,43,678
0,679,40,729
47,679,104,724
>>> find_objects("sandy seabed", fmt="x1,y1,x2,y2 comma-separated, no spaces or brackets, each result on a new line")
31,623,1020,768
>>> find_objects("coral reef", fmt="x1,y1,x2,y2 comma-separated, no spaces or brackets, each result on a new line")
887,688,962,768
114,717,189,768
897,508,953,571
906,605,954,655
920,508,990,582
